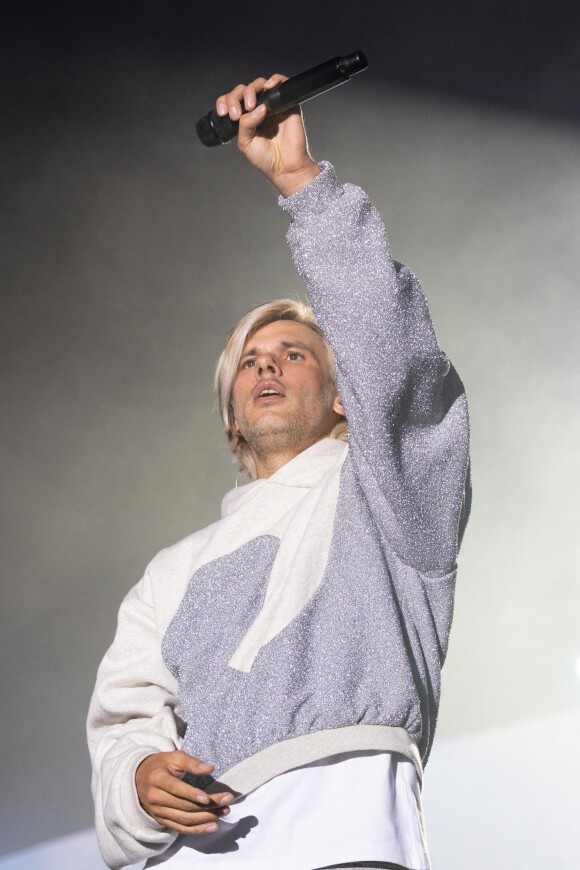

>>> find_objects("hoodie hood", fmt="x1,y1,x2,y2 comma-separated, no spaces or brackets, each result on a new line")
220,437,348,518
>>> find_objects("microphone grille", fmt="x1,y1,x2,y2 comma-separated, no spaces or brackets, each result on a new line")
196,111,239,146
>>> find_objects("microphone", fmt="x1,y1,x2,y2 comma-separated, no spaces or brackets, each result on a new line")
196,51,368,147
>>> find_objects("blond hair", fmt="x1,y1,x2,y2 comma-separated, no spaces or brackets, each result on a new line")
215,298,348,478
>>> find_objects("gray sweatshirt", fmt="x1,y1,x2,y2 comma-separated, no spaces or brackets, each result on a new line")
87,162,470,869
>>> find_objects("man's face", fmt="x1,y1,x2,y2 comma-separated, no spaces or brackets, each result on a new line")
231,320,344,466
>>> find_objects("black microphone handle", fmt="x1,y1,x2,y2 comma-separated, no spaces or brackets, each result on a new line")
196,51,367,147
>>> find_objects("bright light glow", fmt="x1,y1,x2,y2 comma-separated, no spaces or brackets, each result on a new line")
576,656,580,680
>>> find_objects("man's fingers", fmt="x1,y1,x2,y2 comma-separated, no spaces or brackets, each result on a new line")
153,806,229,834
207,790,236,807
216,74,290,119
241,77,268,111
165,750,214,777
149,775,235,809
243,74,287,107
155,814,222,835
145,785,216,813
137,750,221,804
142,754,235,808
141,782,233,835
148,787,231,817
263,73,288,88
216,83,247,119
147,771,214,805
238,103,268,136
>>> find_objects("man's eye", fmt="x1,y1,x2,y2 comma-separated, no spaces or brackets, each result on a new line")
287,352,303,361
241,359,255,369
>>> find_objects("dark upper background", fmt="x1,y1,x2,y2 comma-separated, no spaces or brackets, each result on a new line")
2,0,580,124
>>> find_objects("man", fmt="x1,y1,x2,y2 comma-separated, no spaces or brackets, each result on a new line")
87,73,471,870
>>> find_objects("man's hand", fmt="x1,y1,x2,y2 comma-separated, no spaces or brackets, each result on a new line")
135,750,234,834
216,76,320,197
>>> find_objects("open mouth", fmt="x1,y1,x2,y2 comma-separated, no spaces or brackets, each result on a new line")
253,382,285,402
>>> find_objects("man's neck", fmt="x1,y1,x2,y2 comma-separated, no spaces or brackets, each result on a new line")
253,448,304,479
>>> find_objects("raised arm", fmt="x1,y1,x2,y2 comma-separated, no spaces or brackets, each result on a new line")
222,76,470,576
287,168,470,574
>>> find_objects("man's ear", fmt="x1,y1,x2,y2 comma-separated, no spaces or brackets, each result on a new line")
333,395,346,417
233,418,240,435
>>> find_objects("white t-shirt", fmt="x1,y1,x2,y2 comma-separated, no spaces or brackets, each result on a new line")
149,751,430,870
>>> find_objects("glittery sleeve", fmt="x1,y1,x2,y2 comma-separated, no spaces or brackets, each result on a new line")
280,162,470,574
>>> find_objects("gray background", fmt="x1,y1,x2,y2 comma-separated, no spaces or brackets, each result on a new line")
1,0,579,859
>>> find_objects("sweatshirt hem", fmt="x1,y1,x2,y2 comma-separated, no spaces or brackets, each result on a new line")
206,724,422,798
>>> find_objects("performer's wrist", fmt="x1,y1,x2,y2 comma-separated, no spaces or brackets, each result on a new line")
271,160,320,197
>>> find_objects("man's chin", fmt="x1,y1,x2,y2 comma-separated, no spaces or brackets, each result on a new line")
240,417,311,452
242,421,291,444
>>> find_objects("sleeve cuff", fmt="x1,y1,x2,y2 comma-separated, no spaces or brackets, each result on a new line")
120,748,174,835
278,161,342,218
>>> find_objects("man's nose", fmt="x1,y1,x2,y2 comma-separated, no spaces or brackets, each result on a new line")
257,354,281,375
